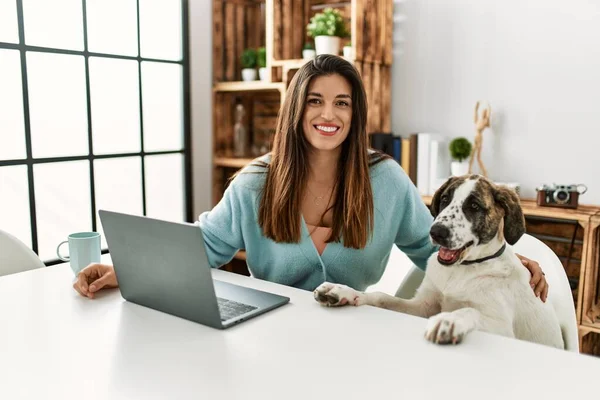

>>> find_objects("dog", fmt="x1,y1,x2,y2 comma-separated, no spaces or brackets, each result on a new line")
314,175,564,348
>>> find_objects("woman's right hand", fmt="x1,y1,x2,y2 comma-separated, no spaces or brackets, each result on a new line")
73,263,119,299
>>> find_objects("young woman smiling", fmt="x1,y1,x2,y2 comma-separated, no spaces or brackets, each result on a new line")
73,55,548,302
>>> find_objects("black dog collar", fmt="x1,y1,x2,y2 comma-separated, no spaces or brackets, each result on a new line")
461,243,507,265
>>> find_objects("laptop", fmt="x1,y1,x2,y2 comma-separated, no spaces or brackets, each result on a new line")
98,210,290,329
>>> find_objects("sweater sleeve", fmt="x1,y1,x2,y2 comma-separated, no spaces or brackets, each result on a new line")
394,180,438,271
198,180,246,268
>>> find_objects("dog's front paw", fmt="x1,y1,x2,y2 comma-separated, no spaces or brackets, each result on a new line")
313,282,365,307
425,313,470,345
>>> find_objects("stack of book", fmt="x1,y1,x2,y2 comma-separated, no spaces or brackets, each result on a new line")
370,132,450,196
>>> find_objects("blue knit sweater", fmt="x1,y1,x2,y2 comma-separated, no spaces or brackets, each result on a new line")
198,155,437,291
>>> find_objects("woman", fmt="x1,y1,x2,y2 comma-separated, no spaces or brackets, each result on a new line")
73,55,548,301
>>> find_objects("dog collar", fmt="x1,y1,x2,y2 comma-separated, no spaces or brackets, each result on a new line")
461,243,507,265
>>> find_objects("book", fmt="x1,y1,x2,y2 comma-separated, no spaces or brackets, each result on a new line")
408,133,418,185
401,138,410,173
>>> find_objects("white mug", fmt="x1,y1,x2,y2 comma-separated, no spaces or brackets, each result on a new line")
56,232,101,275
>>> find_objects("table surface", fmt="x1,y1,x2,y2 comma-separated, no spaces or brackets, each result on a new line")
1,254,599,400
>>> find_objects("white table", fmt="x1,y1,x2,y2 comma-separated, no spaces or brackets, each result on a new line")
0,255,599,400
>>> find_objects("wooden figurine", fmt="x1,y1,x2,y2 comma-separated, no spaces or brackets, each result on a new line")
469,101,491,177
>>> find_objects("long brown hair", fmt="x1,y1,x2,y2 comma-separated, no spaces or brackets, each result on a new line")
258,54,386,249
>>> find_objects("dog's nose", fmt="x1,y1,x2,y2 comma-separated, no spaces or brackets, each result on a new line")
430,224,450,243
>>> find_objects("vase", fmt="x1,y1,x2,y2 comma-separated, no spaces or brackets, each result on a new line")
258,67,267,81
302,49,316,60
342,45,352,60
451,161,469,177
241,68,256,82
314,36,341,56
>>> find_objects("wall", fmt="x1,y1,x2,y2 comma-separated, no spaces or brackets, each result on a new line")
392,0,600,204
188,0,213,217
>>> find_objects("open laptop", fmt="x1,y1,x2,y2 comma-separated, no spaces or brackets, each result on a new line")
98,210,290,329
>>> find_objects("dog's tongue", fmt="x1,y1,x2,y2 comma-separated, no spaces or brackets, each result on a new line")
439,247,461,262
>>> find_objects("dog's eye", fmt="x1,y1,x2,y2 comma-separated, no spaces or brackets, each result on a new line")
440,195,449,206
471,202,480,210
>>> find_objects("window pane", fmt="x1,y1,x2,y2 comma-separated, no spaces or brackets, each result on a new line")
0,166,31,248
0,0,19,43
86,0,138,56
34,161,91,261
145,154,184,222
89,57,140,155
27,52,88,158
141,62,183,152
94,157,143,249
0,49,26,160
139,0,182,61
23,0,83,50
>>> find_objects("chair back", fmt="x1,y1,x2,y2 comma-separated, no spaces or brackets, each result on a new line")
0,230,45,277
512,234,579,352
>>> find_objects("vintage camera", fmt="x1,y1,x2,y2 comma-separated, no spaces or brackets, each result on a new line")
536,183,587,209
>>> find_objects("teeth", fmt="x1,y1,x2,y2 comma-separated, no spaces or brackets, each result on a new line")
316,125,338,132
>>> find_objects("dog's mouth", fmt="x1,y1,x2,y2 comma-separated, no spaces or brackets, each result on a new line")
437,241,474,265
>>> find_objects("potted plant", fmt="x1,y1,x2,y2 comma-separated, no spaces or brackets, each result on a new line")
306,7,349,56
302,42,316,60
257,47,267,81
240,48,257,82
343,41,352,60
449,137,473,176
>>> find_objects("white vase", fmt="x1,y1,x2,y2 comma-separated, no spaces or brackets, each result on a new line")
302,49,316,60
258,67,267,81
241,68,256,82
342,46,353,60
451,161,469,177
314,36,341,56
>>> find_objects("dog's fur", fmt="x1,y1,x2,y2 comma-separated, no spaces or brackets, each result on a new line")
314,175,564,348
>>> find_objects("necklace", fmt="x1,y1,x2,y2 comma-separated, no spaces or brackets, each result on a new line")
306,184,332,207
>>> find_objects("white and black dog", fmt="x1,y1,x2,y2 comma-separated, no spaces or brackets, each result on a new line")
314,175,564,348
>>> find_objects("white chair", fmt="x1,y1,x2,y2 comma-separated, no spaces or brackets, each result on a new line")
387,233,579,352
0,229,45,277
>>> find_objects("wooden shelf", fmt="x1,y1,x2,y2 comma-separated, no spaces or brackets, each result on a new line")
270,58,309,68
214,157,255,169
213,81,285,93
234,250,247,261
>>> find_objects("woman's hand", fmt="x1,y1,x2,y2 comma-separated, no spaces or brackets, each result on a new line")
73,263,119,299
515,254,548,302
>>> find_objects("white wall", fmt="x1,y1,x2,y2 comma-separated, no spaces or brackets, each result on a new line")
392,0,600,204
188,0,213,217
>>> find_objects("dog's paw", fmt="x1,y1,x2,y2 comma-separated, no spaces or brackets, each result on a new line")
313,282,365,307
424,312,469,345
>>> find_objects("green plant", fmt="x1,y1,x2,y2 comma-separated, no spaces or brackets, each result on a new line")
449,137,473,162
241,48,257,69
257,47,266,68
306,8,349,38
303,42,314,50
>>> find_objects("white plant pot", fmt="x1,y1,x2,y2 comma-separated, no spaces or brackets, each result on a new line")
451,161,469,177
258,67,267,81
314,36,341,56
342,46,353,60
241,68,257,82
302,49,316,60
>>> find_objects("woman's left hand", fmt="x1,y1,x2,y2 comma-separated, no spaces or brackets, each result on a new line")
516,253,548,302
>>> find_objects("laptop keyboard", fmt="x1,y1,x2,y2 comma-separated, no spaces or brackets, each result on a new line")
217,297,257,321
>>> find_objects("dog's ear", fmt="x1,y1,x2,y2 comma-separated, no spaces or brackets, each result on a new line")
430,177,460,217
494,186,525,245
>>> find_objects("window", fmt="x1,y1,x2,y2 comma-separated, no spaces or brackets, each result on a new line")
0,0,191,263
